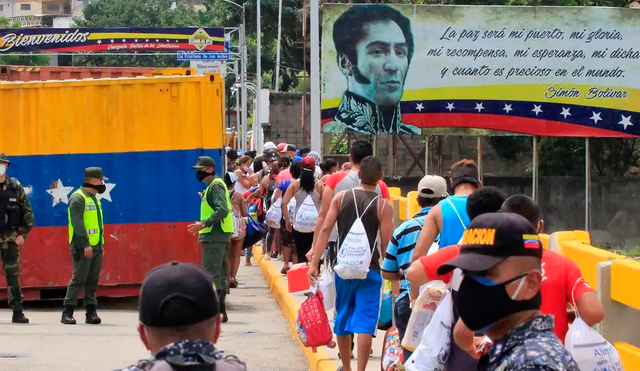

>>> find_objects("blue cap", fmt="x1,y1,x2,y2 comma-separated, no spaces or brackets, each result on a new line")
293,156,303,163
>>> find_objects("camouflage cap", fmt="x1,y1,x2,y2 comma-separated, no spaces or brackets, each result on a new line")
84,167,109,181
192,156,216,169
0,153,10,164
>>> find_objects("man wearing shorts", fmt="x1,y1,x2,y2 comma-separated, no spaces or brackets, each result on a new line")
309,156,394,371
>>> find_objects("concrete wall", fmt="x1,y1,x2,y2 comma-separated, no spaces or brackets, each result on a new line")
266,92,311,147
385,176,640,245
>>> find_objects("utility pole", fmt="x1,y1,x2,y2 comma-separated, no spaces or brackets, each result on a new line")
240,3,248,152
256,0,263,153
274,0,283,92
234,60,240,146
310,0,321,154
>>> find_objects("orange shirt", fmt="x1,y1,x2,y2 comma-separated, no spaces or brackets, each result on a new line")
419,246,593,342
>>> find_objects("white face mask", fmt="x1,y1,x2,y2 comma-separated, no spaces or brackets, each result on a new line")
0,164,6,176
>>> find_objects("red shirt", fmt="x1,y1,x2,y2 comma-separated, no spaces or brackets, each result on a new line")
276,169,292,184
323,170,390,199
420,246,593,342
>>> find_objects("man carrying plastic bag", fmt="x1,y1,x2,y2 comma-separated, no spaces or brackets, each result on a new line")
438,212,580,371
308,156,394,371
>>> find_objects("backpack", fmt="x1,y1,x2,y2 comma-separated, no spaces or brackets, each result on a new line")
265,175,277,210
293,192,318,233
295,289,333,352
334,189,380,280
247,198,263,221
265,197,283,229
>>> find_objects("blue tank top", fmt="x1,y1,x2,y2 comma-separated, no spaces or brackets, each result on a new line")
438,195,471,248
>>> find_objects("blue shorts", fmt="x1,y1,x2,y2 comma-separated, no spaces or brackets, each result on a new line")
333,269,383,336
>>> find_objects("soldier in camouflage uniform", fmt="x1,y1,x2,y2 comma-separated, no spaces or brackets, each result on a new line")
113,262,247,371
0,153,33,324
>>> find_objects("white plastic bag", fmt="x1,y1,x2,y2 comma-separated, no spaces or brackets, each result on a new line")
405,291,453,371
294,194,318,233
318,268,335,311
334,190,379,280
565,317,623,371
402,280,446,351
265,198,283,229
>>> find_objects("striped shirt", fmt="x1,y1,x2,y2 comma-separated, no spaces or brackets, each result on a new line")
381,207,432,302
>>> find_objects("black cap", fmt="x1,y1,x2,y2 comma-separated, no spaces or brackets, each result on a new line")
286,144,297,152
192,156,216,169
437,212,542,275
139,261,220,328
84,167,108,181
264,149,279,161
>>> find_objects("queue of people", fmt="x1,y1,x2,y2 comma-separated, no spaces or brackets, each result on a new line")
114,144,610,371
301,157,610,371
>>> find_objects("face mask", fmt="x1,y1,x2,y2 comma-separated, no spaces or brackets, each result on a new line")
196,171,210,182
0,164,5,176
453,272,541,333
243,166,250,172
83,183,106,194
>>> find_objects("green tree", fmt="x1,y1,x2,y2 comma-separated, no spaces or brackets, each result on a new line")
0,17,51,66
73,0,215,67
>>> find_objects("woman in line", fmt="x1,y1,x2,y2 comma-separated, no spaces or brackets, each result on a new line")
267,156,291,260
234,155,261,196
281,157,322,264
320,158,339,183
225,172,247,289
276,161,302,273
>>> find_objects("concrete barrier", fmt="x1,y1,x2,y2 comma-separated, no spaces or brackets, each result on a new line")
558,240,623,291
388,187,402,198
598,260,640,369
252,245,336,371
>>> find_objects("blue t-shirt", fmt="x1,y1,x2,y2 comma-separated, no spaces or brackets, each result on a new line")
277,179,293,228
381,207,432,302
438,195,470,248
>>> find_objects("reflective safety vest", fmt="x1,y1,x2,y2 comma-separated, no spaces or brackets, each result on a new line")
200,177,234,234
68,189,104,246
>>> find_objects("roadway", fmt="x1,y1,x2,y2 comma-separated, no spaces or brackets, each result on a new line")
0,264,308,371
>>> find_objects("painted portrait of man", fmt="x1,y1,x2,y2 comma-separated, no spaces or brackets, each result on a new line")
323,5,421,135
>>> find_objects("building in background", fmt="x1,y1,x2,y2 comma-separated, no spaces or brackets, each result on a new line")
1,0,82,27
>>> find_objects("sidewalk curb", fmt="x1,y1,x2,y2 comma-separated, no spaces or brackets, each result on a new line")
253,245,337,371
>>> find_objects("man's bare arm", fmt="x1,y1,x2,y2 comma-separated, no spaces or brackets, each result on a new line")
310,191,342,267
378,199,394,258
312,185,335,246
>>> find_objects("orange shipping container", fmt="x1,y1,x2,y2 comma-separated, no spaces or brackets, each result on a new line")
0,65,194,82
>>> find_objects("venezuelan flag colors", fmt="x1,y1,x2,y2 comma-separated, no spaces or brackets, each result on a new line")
0,75,225,297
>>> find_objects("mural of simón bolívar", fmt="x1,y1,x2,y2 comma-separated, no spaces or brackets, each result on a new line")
323,5,421,135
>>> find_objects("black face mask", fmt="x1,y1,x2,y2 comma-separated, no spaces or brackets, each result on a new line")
453,272,541,333
83,183,106,194
196,171,211,182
